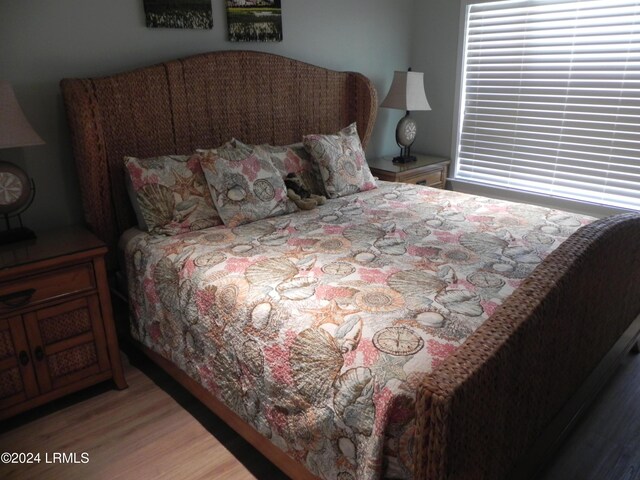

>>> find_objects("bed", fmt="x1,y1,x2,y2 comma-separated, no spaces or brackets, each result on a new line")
60,50,640,480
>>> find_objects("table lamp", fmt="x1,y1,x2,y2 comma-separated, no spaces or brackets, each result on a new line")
380,69,431,164
0,81,45,244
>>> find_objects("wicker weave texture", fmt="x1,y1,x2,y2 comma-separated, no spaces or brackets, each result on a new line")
0,328,14,360
0,368,21,399
47,342,97,379
60,51,377,268
415,213,640,480
39,307,91,346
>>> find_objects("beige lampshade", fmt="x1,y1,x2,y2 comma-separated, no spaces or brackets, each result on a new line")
380,70,431,112
0,81,45,149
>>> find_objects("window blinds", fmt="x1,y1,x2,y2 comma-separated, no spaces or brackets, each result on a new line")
456,0,640,210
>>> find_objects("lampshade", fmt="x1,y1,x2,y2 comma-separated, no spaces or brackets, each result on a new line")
380,71,431,112
0,81,45,149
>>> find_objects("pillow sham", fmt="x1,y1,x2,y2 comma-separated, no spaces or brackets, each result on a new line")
303,123,377,198
124,172,149,232
199,144,296,227
124,154,222,235
238,141,327,198
217,139,327,198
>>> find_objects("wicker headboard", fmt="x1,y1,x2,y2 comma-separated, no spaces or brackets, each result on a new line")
60,50,378,267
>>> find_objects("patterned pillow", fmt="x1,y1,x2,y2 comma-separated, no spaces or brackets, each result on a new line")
215,139,327,198
124,155,222,235
237,141,327,198
303,123,377,198
199,144,296,227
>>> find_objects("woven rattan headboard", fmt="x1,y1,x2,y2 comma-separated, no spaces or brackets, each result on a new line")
60,50,378,268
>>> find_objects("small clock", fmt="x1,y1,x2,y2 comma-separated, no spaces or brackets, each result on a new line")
392,113,419,164
0,161,32,215
396,115,417,147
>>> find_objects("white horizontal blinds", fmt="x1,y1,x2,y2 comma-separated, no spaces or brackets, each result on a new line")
457,0,640,209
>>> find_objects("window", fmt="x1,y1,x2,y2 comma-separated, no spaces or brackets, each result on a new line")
455,0,640,210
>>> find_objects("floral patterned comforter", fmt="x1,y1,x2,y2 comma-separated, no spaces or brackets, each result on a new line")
124,182,594,479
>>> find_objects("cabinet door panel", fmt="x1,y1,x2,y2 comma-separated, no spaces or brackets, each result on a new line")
0,317,39,410
24,296,110,391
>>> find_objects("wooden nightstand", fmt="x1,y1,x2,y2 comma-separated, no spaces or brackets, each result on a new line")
368,154,450,188
0,226,127,420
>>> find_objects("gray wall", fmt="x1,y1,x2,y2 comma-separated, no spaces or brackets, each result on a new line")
409,0,461,159
0,0,414,231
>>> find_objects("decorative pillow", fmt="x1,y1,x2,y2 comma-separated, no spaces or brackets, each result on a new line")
124,172,149,231
213,139,327,198
237,141,327,198
199,144,296,227
303,123,377,198
124,155,222,235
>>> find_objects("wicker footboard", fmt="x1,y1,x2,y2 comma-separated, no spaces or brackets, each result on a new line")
415,213,640,480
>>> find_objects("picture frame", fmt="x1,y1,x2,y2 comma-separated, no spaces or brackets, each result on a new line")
144,0,213,29
226,0,282,42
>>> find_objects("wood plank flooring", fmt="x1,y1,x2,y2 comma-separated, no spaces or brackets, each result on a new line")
0,348,285,480
1,347,638,480
538,350,640,480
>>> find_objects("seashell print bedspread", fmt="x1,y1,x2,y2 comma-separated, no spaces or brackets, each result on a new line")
124,181,594,479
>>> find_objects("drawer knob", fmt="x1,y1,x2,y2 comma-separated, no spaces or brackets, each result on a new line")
0,288,36,308
19,350,30,366
34,346,44,362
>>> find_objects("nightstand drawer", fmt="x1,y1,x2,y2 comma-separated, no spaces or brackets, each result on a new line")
368,154,450,190
0,264,95,314
413,170,444,186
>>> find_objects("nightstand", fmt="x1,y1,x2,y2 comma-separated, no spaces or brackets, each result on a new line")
0,226,127,420
368,154,450,189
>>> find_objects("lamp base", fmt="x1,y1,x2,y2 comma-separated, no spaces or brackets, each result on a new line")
0,227,36,245
392,155,417,164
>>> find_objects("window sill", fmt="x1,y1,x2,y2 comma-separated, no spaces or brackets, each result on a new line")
447,178,634,219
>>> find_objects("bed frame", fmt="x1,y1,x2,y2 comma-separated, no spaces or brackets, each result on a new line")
61,50,640,480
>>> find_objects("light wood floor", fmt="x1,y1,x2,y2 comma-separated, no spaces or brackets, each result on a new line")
1,347,639,480
0,349,284,480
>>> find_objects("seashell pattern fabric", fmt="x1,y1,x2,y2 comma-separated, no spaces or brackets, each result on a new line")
124,181,593,479
303,123,377,199
232,139,328,198
124,155,222,235
199,143,296,228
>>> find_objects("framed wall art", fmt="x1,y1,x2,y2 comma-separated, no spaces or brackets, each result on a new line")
144,0,213,29
226,0,282,42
